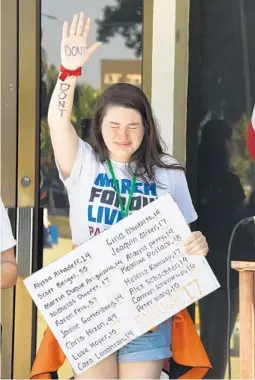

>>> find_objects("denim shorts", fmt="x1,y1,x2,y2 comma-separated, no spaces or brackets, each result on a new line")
117,319,172,363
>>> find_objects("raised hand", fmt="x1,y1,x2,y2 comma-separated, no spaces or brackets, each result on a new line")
61,12,102,70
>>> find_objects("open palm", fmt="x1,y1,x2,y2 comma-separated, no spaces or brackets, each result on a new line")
61,12,102,70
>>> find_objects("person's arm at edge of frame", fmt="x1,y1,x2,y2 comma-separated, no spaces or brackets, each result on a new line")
1,247,17,289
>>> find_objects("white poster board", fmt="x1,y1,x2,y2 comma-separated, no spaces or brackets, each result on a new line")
24,194,219,375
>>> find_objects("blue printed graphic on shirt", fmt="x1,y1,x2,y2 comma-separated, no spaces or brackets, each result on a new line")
88,173,157,237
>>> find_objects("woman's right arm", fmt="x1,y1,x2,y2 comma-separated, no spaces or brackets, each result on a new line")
48,75,78,179
48,12,101,178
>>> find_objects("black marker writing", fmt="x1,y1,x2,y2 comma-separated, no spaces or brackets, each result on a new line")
65,45,85,56
58,83,70,117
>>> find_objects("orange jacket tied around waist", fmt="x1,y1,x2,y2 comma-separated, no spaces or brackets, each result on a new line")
30,246,211,379
30,309,211,379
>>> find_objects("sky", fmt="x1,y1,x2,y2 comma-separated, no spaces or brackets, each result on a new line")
41,0,140,88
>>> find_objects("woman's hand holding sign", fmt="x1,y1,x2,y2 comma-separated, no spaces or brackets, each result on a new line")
184,231,209,256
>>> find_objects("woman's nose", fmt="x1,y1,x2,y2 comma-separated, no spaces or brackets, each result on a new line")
118,127,129,140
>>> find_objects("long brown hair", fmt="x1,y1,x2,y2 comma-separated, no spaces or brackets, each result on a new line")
89,83,183,182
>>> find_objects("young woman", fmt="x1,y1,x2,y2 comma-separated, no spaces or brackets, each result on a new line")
31,12,210,380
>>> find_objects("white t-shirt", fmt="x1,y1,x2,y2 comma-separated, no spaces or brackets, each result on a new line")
0,198,16,251
58,138,197,246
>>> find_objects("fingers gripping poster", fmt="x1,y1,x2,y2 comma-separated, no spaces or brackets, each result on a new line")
24,194,219,375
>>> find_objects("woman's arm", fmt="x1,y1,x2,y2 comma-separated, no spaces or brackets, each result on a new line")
48,75,79,179
0,198,17,288
1,248,17,289
48,12,101,178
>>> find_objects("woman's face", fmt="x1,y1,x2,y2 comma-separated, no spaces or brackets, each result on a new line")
101,106,145,162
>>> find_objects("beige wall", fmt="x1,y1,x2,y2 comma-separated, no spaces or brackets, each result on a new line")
173,0,190,166
101,60,142,90
150,0,189,166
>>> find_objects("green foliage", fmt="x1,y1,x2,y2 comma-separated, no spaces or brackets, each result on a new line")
231,114,253,189
73,83,102,135
96,0,143,57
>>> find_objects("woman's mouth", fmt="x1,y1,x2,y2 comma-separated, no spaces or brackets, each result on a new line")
115,142,131,148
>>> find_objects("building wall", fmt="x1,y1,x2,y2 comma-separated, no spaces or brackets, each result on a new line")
150,0,189,166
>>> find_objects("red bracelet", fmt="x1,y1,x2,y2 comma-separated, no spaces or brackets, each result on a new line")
59,65,82,81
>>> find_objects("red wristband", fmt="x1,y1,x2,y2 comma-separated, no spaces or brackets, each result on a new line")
59,65,82,81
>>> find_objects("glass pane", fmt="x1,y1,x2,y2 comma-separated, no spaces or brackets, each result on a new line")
188,1,255,378
39,1,143,377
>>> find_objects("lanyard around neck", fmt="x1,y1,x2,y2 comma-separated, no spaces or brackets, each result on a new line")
107,159,136,218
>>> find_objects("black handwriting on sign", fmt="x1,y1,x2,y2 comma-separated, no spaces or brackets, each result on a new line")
65,46,85,56
58,83,70,117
